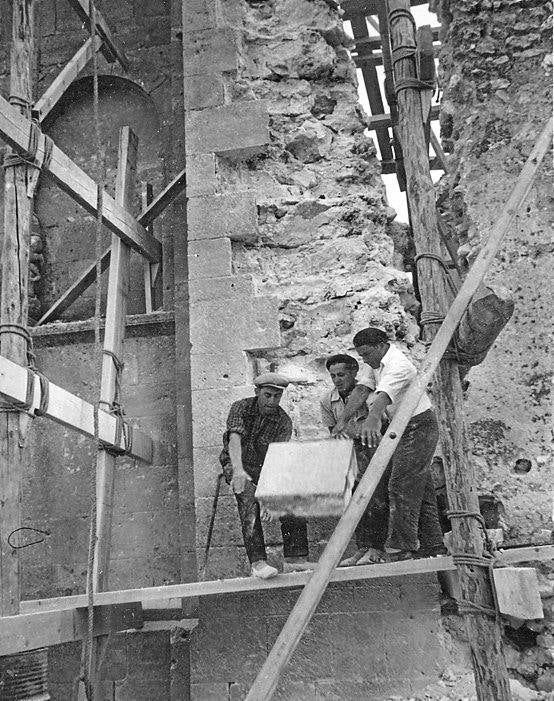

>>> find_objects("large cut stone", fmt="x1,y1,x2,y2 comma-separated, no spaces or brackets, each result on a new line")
255,439,358,518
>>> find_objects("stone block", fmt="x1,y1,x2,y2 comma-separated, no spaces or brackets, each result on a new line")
186,102,269,161
190,351,253,391
191,446,224,496
195,544,249,580
113,462,178,515
315,678,407,700
190,297,281,354
188,193,258,242
381,610,445,678
189,274,254,304
195,494,243,547
182,27,238,76
110,509,180,562
188,238,232,279
184,73,224,110
191,682,230,701
191,385,253,447
191,614,267,682
182,0,218,32
186,154,217,197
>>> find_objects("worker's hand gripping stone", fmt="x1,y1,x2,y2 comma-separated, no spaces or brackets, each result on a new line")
231,468,249,495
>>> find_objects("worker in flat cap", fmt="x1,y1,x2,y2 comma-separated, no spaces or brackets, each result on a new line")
220,373,311,579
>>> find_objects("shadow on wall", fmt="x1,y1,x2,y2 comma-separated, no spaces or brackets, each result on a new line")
35,75,164,321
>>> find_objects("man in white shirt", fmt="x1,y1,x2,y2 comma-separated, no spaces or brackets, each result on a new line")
320,354,390,565
341,327,444,561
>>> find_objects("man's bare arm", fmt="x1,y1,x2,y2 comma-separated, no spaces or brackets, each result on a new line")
228,432,249,493
360,392,391,448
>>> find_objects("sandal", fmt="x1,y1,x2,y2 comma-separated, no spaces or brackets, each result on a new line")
383,550,415,562
356,548,386,565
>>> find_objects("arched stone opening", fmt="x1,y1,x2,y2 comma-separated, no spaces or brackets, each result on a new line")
35,75,164,321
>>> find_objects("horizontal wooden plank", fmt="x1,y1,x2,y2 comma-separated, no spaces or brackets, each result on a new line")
381,156,442,175
0,93,161,263
36,35,102,122
353,26,440,52
18,545,554,613
0,603,142,656
66,0,129,70
0,354,153,462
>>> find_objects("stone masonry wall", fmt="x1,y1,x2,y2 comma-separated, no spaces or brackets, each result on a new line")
434,0,553,542
184,2,447,699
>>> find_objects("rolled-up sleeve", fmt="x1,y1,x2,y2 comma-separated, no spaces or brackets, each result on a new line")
320,398,335,427
356,365,376,389
375,355,416,404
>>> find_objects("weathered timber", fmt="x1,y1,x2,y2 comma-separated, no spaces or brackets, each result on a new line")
142,182,156,313
0,603,143,656
388,3,511,699
15,544,553,615
93,127,138,592
35,35,102,121
0,0,35,618
66,0,129,70
349,13,394,162
243,94,553,701
430,129,449,172
0,354,152,462
341,0,428,17
34,167,185,325
0,92,161,262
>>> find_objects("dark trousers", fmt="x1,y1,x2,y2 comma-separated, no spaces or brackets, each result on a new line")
385,409,444,553
234,480,309,564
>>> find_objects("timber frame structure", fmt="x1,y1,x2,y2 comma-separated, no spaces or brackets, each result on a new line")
0,1,552,700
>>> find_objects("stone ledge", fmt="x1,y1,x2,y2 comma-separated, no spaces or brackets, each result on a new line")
30,311,175,347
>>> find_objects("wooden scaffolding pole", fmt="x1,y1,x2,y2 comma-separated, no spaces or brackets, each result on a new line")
0,0,35,617
387,3,511,698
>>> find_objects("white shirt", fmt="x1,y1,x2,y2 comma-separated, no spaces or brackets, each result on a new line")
357,344,432,419
320,385,372,429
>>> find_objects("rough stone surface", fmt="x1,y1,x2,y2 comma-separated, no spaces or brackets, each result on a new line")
434,0,553,542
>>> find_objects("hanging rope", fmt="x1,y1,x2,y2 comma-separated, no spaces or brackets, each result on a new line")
76,3,104,698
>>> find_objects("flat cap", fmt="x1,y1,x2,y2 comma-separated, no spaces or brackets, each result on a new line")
254,372,290,390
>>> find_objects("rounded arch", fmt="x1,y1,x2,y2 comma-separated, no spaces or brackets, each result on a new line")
36,75,164,320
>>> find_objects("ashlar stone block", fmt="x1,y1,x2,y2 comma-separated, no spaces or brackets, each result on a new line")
182,27,238,76
185,102,269,161
188,238,232,279
187,193,258,242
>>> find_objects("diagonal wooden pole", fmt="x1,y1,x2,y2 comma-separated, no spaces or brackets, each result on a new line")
0,0,35,618
245,108,552,700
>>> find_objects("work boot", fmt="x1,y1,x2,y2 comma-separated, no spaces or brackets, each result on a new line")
338,548,368,567
282,557,314,573
251,560,278,579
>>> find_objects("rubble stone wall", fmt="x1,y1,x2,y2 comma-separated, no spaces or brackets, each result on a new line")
434,0,553,542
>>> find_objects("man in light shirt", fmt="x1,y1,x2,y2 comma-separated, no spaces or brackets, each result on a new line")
339,327,444,561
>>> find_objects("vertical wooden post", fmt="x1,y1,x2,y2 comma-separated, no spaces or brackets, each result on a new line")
141,181,159,313
0,0,35,617
77,127,137,700
93,126,138,591
387,2,511,699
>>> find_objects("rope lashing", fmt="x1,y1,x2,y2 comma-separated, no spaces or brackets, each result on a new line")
98,349,133,456
3,118,54,171
446,510,502,620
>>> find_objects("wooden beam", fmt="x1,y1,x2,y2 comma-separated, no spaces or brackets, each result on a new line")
0,603,143,656
34,168,186,325
243,105,553,700
142,182,156,314
35,35,102,122
0,0,35,618
353,26,441,51
380,156,441,174
16,545,554,614
35,249,111,326
430,129,449,172
66,0,129,71
0,93,161,262
93,126,137,592
349,12,394,162
0,354,153,462
341,0,429,18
